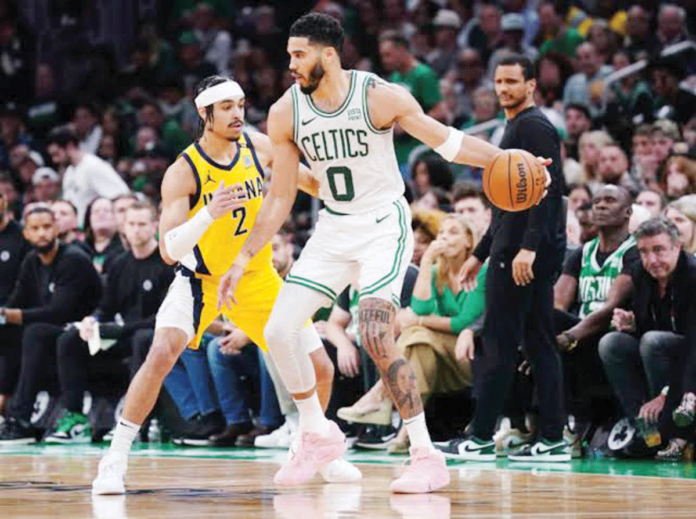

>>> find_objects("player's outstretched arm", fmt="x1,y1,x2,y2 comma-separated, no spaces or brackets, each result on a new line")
365,77,502,168
218,94,299,309
247,130,319,197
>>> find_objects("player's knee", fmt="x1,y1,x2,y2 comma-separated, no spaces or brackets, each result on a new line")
146,335,184,376
264,316,287,348
311,348,334,384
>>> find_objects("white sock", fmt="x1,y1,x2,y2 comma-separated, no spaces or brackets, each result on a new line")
294,393,330,435
109,417,140,456
286,411,299,432
404,413,433,451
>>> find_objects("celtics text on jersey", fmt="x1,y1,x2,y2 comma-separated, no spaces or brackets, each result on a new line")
577,235,636,319
291,70,405,214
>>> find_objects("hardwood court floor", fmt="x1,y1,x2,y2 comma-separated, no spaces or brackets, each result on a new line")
1,444,696,518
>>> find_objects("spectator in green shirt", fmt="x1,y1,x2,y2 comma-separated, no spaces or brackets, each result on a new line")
136,99,192,158
536,1,585,59
378,30,446,176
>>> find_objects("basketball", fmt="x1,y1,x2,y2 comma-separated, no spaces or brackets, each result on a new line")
482,149,547,212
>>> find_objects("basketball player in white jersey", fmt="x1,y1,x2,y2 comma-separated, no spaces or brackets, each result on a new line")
218,13,548,493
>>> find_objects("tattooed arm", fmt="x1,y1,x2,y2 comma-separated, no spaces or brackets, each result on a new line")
364,75,503,168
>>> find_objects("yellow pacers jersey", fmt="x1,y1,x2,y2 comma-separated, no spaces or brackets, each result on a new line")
181,132,272,277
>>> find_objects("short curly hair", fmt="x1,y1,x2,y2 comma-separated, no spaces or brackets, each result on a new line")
289,12,344,52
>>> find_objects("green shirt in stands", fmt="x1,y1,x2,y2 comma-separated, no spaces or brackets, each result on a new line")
538,29,585,59
411,262,488,334
577,235,636,319
389,63,442,167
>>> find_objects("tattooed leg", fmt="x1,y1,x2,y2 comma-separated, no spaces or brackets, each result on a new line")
359,298,394,360
382,358,424,418
359,298,424,419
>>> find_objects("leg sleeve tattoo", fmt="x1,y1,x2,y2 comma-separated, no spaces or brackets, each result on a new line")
358,298,395,360
359,298,423,417
384,358,423,417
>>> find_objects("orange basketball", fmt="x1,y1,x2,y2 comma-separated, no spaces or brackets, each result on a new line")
482,149,547,212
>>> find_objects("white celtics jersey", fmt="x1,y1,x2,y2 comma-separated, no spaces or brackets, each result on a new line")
291,70,405,214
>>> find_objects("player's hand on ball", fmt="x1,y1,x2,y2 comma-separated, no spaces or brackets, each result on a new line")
512,248,536,286
217,264,244,310
535,156,553,168
459,256,482,292
536,156,552,203
208,181,247,219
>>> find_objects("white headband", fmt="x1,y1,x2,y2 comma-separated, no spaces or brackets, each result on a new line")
194,80,245,109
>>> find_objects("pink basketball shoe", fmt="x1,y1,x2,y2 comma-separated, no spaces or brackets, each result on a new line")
274,421,347,486
390,447,450,494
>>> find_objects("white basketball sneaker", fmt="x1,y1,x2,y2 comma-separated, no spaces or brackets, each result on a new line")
494,427,533,457
92,452,128,495
255,419,296,448
288,440,362,483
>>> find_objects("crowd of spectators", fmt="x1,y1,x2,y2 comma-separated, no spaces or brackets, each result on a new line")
2,0,696,461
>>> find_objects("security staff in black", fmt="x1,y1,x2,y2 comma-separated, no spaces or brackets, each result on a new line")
0,206,102,444
0,191,31,414
44,202,174,443
441,54,569,462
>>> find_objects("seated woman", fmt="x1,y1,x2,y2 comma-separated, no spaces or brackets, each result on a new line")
664,197,696,255
339,214,487,453
77,197,125,276
411,208,446,267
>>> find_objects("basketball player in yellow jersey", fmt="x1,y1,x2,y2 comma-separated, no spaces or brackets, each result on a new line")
93,75,359,495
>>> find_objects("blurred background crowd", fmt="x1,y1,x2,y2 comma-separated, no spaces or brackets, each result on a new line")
2,0,696,462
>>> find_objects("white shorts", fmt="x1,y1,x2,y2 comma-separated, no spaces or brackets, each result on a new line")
287,197,414,307
155,266,323,354
155,270,197,344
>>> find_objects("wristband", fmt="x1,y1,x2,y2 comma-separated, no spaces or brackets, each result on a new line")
234,250,253,269
434,128,464,162
164,206,214,261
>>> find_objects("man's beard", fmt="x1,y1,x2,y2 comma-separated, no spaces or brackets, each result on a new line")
299,62,325,95
35,239,56,254
501,95,526,110
225,122,243,142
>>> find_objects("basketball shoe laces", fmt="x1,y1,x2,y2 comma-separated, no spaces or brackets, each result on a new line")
397,448,432,479
292,431,328,464
99,454,126,480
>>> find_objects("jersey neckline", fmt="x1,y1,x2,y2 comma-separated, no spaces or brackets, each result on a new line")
305,70,357,118
194,141,241,171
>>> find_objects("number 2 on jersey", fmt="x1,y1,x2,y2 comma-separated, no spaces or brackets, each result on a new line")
327,166,355,201
203,193,247,236
232,207,247,236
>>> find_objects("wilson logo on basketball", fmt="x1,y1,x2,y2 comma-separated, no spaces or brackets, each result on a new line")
515,163,528,204
483,149,545,212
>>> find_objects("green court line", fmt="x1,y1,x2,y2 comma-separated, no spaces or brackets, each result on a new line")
2,444,696,481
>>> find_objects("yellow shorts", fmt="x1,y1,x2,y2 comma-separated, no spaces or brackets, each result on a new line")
155,264,285,351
